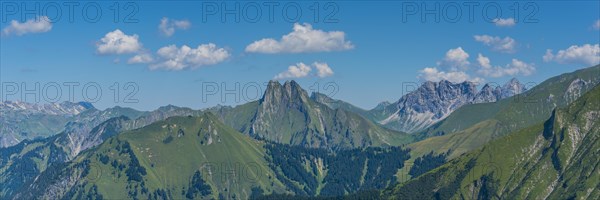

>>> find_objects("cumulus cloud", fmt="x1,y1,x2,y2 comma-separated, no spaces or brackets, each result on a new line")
543,44,600,66
127,53,154,64
159,17,191,37
593,19,600,30
274,62,334,79
474,35,517,53
2,16,52,36
418,67,483,83
274,63,312,79
314,62,334,77
246,23,354,53
437,47,470,70
493,18,516,27
477,54,535,78
477,53,492,69
418,47,488,83
150,43,230,70
96,29,142,54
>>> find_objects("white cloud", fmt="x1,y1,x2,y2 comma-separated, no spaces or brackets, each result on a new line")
437,47,470,70
418,67,483,83
477,54,535,78
474,35,517,53
418,47,485,83
274,63,312,79
246,23,354,53
493,18,516,27
127,53,154,64
543,44,600,66
593,19,600,30
96,29,142,54
159,17,191,37
314,62,334,77
542,50,552,62
477,53,492,69
151,43,230,70
274,62,334,79
2,16,52,36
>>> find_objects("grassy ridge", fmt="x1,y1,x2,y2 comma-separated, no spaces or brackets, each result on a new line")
402,65,600,176
384,85,600,199
15,113,287,199
418,65,600,140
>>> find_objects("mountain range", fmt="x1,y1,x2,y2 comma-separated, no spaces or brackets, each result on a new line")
12,113,414,199
0,101,93,147
1,65,598,199
313,78,527,133
214,80,414,150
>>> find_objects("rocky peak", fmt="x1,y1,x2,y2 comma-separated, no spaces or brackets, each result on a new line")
500,78,527,98
473,78,528,103
472,83,502,103
261,80,309,106
420,81,437,91
378,78,527,133
283,80,309,100
374,101,392,110
403,80,478,104
261,80,283,104
480,83,493,91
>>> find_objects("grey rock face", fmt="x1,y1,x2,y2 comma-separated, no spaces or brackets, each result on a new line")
500,78,527,99
0,101,91,115
244,80,411,150
564,78,590,104
377,78,527,133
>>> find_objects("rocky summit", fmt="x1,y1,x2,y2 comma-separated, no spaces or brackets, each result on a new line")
373,78,527,133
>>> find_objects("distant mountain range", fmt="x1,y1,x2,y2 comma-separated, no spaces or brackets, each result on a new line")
0,101,94,147
313,78,527,133
1,65,598,199
0,78,524,148
372,78,527,133
0,101,93,115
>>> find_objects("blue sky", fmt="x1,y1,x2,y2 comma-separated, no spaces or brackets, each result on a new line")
1,1,599,111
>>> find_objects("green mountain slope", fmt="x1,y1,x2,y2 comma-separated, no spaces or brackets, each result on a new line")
215,80,414,150
0,105,205,199
264,143,411,197
409,65,600,160
13,113,415,199
14,113,287,199
310,92,376,119
419,65,600,139
0,116,129,198
383,84,600,199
